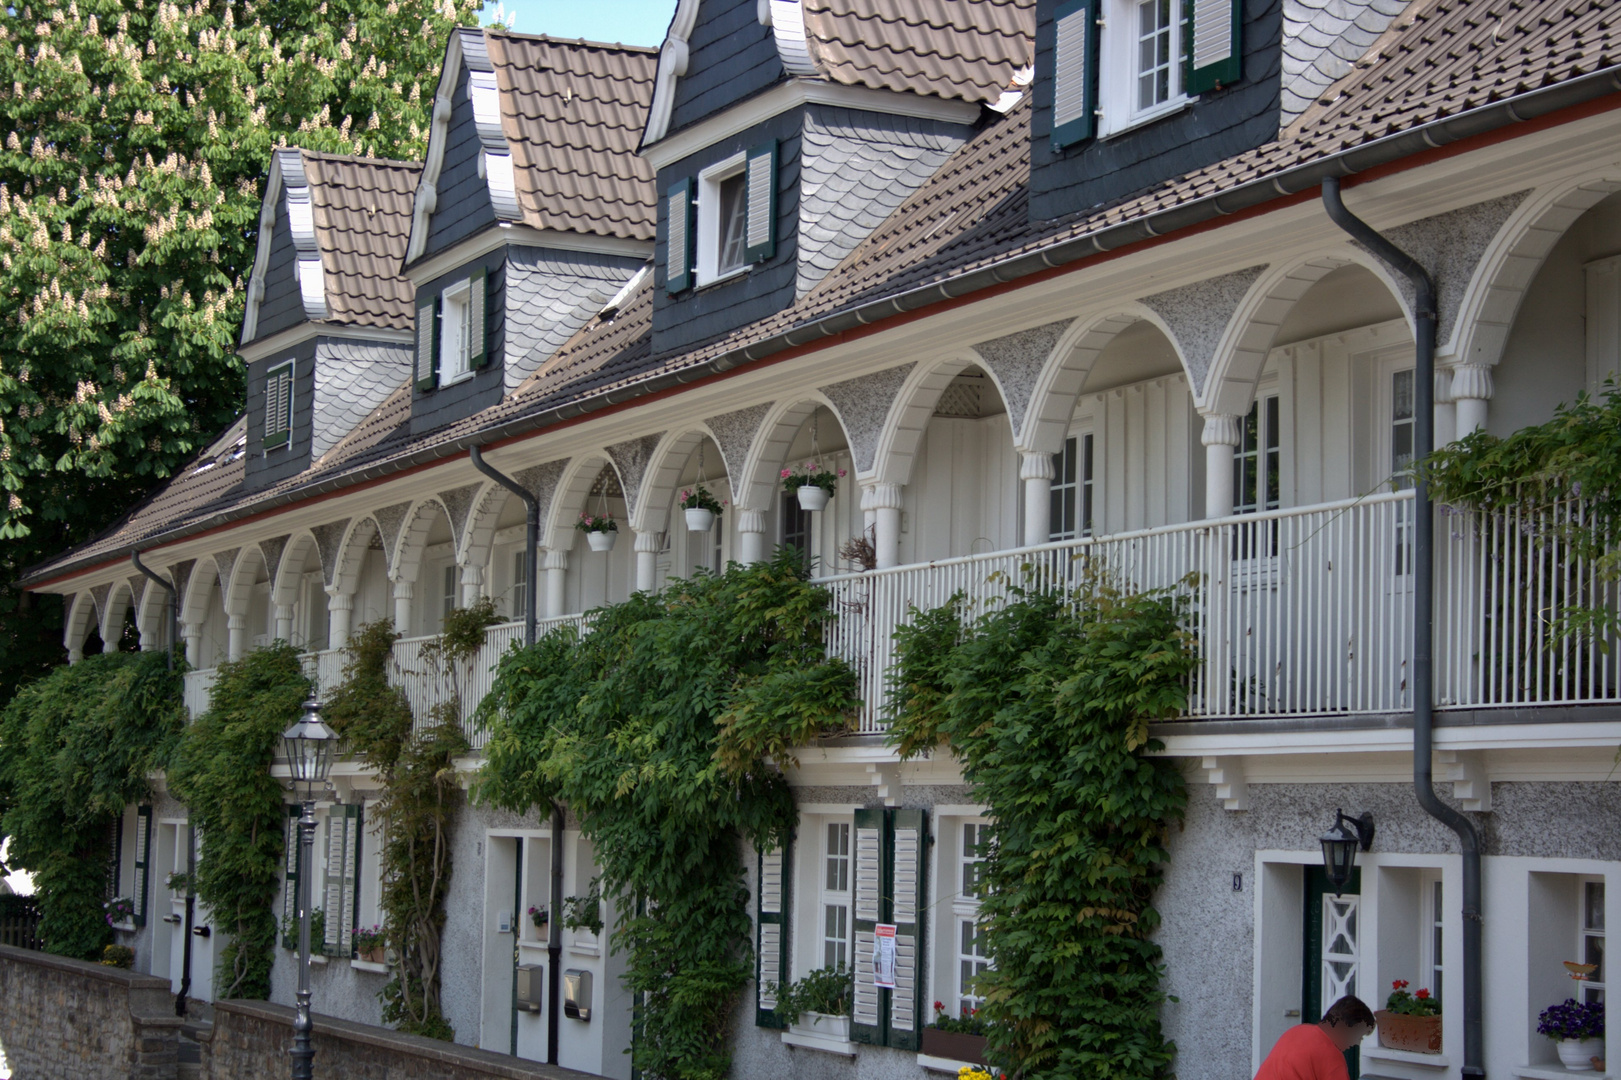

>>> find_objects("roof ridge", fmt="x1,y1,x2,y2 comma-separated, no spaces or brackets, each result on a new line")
483,28,659,55
298,148,424,170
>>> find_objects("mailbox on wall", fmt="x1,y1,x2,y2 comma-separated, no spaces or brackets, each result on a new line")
515,964,544,1013
563,968,592,1021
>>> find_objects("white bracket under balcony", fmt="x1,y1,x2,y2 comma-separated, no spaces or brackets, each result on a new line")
866,762,902,806
1434,749,1492,812
1200,756,1249,811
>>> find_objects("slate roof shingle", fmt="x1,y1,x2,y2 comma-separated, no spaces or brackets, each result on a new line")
302,152,421,331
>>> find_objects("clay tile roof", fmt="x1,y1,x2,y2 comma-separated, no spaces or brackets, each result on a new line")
802,0,1035,105
301,152,421,331
485,32,659,242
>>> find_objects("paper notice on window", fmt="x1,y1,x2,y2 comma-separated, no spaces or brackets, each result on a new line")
873,923,898,989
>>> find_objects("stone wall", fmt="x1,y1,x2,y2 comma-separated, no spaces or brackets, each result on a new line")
0,943,182,1080
199,999,591,1080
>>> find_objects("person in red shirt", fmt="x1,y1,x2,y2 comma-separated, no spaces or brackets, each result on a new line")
1254,996,1377,1080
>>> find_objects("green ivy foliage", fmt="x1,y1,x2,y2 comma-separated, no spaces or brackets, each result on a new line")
0,650,183,959
477,552,856,1080
168,643,309,999
887,574,1197,1080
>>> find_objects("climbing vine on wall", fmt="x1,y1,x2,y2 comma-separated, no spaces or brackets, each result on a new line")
887,572,1197,1080
168,643,310,999
324,604,495,1041
477,552,857,1080
0,651,184,960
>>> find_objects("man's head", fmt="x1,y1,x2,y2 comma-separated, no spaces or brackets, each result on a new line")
1319,996,1377,1050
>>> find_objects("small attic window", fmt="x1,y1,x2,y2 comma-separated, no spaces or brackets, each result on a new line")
698,153,749,284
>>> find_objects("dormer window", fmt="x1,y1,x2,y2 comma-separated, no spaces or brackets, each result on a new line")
440,279,475,384
701,155,751,283
1098,0,1185,135
414,267,488,393
666,142,777,294
264,361,294,450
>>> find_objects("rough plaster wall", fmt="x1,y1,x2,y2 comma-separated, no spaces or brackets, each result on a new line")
514,459,566,531
311,341,412,462
372,502,412,560
259,536,289,583
89,582,111,629
971,319,1074,443
268,934,389,1027
503,250,639,392
211,550,241,602
1140,266,1267,397
796,111,966,300
606,434,664,521
705,403,772,489
171,560,195,605
437,484,481,545
818,364,916,474
1280,0,1411,125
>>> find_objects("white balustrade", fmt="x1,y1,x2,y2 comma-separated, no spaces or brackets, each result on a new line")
182,667,218,719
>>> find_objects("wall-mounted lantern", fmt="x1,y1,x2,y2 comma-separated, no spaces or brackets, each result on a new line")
1320,809,1375,895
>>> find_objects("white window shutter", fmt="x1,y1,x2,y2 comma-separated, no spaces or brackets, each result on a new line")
1052,0,1097,149
886,808,927,1051
132,806,152,926
1188,0,1243,93
341,805,361,956
850,808,885,1044
282,805,302,933
666,178,694,293
743,142,777,264
323,814,345,953
469,267,489,368
416,297,438,392
755,840,792,1028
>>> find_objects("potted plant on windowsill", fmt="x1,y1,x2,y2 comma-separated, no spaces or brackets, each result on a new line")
1539,998,1605,1070
576,511,619,552
680,487,724,533
527,904,550,939
772,965,853,1043
921,1002,990,1064
104,896,136,932
781,463,844,513
353,924,387,965
1376,979,1442,1053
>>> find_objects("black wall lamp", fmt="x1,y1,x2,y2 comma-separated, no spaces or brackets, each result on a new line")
1320,809,1375,895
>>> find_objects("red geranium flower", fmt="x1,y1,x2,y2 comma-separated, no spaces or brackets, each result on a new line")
1415,989,1430,1000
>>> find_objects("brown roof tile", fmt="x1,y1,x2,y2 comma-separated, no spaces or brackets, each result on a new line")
303,152,420,331
486,32,659,242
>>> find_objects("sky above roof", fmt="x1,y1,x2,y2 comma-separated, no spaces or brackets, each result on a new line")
480,0,674,46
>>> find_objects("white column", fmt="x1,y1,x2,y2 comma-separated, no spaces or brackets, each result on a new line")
543,548,568,620
1020,451,1055,547
1451,363,1493,436
1201,413,1241,519
460,564,483,609
183,624,202,668
326,591,354,649
67,644,84,664
391,581,413,636
1433,369,1457,449
226,613,247,662
737,509,767,565
861,481,903,570
274,603,296,644
634,530,660,594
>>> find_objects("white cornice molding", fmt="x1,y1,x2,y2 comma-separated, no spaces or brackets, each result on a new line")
403,224,652,288
642,79,980,172
642,0,702,149
237,321,414,364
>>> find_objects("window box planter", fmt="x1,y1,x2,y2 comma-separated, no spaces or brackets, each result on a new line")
1376,1011,1442,1054
920,1028,988,1065
781,1012,856,1057
1556,1038,1605,1071
586,530,617,553
358,946,387,965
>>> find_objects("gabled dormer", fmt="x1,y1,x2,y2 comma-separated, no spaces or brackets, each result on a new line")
642,0,1034,354
239,150,419,492
403,29,658,436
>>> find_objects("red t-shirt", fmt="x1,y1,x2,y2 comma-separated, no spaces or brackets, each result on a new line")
1254,1024,1351,1080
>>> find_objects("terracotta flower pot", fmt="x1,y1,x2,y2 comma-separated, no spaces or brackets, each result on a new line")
1376,1010,1443,1054
920,1028,988,1064
358,946,386,965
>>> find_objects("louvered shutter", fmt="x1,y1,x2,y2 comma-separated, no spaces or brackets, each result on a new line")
323,811,346,954
132,806,152,927
886,809,928,1050
1051,0,1098,149
342,804,362,957
469,267,490,368
263,364,292,449
850,807,886,1045
755,837,792,1028
415,296,439,392
282,804,303,936
106,817,123,901
666,178,694,294
1186,0,1242,94
742,142,777,264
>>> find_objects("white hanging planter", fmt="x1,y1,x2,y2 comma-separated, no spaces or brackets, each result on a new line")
795,485,831,512
586,530,617,553
1557,1038,1605,1070
685,508,715,533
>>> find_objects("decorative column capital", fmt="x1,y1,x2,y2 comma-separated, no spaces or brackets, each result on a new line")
1451,363,1494,401
390,580,413,599
542,548,568,572
460,564,484,585
1201,413,1241,448
326,592,354,612
227,613,247,631
274,603,297,620
1433,369,1456,405
737,509,766,535
859,480,903,511
634,529,662,555
1019,451,1056,482
182,623,202,640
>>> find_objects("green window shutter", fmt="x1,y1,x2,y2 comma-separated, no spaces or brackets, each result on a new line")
263,363,292,449
1186,0,1242,94
755,837,793,1028
469,266,490,369
1051,0,1098,150
885,808,928,1050
665,178,694,294
282,804,303,937
415,296,439,392
132,806,152,927
344,804,363,958
849,807,887,1045
323,810,345,955
742,142,777,264
106,816,123,901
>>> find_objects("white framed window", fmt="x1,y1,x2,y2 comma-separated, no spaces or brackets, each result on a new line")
1421,871,1445,1005
956,821,992,1016
442,564,458,622
696,152,749,286
1580,877,1605,1005
1049,433,1095,540
1234,395,1280,516
510,549,527,622
439,279,473,384
1098,0,1187,137
822,821,851,969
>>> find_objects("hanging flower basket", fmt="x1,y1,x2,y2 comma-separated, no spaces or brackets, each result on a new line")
577,511,618,552
782,464,843,512
680,486,724,532
587,530,617,552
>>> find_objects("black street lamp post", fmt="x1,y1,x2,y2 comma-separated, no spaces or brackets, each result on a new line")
282,699,337,1080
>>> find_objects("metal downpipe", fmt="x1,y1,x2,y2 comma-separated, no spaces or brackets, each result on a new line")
1322,176,1484,1080
130,550,176,672
468,445,562,1065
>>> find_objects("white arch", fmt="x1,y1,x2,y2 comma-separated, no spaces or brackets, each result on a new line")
180,557,224,630
734,394,856,514
1448,174,1621,368
272,531,322,610
1201,248,1412,417
99,581,134,649
460,481,511,571
388,499,452,586
629,425,725,535
222,545,268,620
543,452,627,550
63,591,98,660
136,574,171,651
869,351,1016,487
